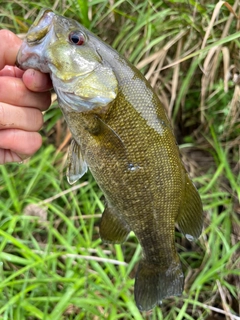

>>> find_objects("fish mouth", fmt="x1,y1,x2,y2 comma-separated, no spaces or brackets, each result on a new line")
16,8,55,72
16,40,52,73
26,8,54,45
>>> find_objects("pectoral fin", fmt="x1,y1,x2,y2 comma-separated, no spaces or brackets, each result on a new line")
99,204,130,244
176,170,203,240
67,139,88,184
79,112,128,165
97,116,126,153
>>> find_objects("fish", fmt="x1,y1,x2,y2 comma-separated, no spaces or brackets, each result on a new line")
17,8,203,311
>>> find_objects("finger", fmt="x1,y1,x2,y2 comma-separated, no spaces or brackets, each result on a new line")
0,77,51,111
0,129,42,162
0,30,22,70
23,69,52,92
0,65,24,78
0,103,43,131
0,149,22,164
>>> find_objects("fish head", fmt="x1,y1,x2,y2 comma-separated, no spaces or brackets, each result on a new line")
17,8,118,111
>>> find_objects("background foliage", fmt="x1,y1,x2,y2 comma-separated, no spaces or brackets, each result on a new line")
0,0,239,319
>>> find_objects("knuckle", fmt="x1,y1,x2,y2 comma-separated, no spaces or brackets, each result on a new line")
14,80,26,102
0,29,13,41
28,133,42,154
37,112,44,130
44,92,52,109
10,128,19,146
32,109,44,130
0,80,4,96
36,92,52,112
0,103,6,127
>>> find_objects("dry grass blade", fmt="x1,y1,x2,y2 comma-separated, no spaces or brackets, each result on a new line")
137,30,187,71
56,128,72,153
202,303,240,320
201,1,231,50
200,0,240,122
201,1,239,50
61,253,128,266
169,37,182,117
222,46,230,92
40,182,89,204
23,182,89,223
224,85,240,138
147,31,188,91
217,280,236,320
31,250,128,265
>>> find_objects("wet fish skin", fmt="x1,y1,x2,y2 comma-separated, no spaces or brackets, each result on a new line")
17,8,203,311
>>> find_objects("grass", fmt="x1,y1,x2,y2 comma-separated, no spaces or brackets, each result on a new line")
0,0,240,319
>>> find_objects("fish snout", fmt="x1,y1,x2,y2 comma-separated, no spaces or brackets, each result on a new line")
16,41,51,73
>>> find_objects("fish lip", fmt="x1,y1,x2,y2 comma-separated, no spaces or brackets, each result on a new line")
26,8,55,45
16,42,31,70
16,40,52,73
16,10,56,72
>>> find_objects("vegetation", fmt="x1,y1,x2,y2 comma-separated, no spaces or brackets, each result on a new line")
0,0,239,319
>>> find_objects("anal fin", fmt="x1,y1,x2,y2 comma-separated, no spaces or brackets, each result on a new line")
177,169,203,240
67,139,88,185
99,204,130,244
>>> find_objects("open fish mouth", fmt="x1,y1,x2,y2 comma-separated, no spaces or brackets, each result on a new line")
16,9,55,73
16,44,52,73
26,8,54,44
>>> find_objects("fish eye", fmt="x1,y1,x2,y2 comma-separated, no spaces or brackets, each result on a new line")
68,31,85,45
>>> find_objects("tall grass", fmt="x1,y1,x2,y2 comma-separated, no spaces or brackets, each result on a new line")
0,0,239,319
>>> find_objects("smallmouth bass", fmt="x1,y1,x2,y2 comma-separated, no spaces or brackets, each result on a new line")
17,8,203,311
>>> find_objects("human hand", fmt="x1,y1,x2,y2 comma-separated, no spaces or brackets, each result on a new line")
0,30,52,164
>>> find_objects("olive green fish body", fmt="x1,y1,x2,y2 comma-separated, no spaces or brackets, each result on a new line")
17,9,203,311
63,58,183,252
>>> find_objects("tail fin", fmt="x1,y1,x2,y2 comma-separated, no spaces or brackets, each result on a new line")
134,260,184,312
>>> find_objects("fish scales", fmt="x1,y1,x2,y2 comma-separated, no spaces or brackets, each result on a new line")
16,8,203,311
